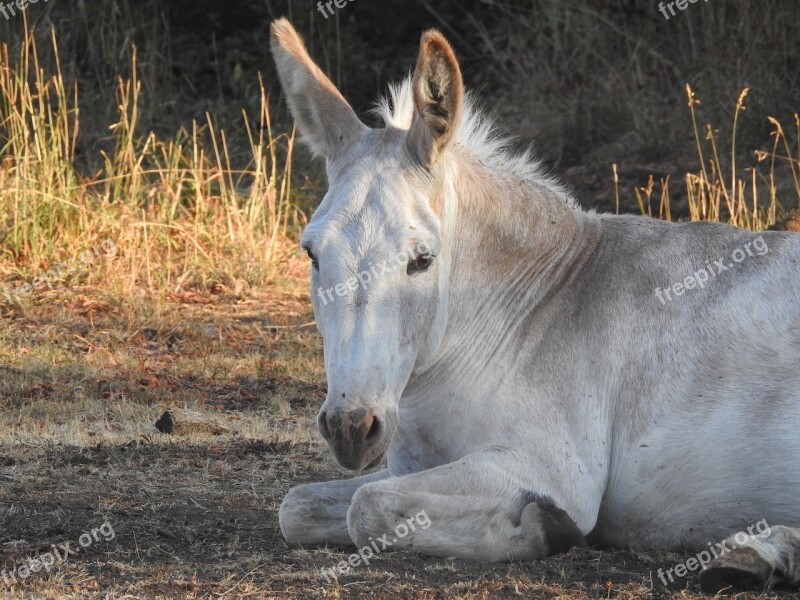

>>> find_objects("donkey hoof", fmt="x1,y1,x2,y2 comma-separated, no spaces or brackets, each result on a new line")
521,501,586,558
699,547,772,594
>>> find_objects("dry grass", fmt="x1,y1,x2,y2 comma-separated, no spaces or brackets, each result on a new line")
615,86,800,229
2,285,800,599
0,16,302,309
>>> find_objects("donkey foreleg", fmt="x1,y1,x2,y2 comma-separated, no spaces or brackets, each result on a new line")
279,468,390,546
347,451,586,562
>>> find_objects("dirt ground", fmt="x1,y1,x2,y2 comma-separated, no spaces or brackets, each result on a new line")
1,280,799,600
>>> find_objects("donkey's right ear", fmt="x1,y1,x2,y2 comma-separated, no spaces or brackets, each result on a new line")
270,19,367,160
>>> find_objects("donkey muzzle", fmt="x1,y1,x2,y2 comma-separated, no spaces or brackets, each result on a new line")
318,407,385,471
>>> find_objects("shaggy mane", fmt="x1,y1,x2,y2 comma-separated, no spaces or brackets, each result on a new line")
374,78,576,208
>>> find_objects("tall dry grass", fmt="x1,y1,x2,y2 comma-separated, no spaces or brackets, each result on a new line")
620,86,800,230
0,16,301,305
683,86,800,230
2,4,799,314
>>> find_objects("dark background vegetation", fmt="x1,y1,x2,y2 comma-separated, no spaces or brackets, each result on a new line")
2,0,798,212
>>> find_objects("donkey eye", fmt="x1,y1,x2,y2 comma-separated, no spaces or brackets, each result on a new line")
407,254,433,275
305,247,319,270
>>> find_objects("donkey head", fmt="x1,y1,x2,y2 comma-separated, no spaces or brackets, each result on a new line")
271,19,464,470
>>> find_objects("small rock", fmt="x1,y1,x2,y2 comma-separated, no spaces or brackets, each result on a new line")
155,408,230,436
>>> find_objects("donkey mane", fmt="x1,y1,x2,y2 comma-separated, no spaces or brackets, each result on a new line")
374,78,577,209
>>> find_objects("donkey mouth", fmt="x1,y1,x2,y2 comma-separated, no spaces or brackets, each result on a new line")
328,440,387,471
364,449,387,470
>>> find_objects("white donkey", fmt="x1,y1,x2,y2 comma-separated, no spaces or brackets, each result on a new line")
271,19,800,593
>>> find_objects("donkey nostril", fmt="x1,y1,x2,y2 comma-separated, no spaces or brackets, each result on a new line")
318,411,331,439
365,415,381,442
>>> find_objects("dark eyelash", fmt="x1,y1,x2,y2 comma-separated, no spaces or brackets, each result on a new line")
304,247,319,270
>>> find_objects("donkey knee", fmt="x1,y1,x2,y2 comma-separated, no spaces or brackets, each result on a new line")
347,483,396,548
279,482,351,546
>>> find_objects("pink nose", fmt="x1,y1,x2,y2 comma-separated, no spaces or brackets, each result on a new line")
318,408,383,470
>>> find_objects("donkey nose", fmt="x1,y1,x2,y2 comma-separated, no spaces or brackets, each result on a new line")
318,409,381,443
317,408,383,470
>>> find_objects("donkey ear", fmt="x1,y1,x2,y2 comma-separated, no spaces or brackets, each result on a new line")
407,30,464,167
270,19,366,160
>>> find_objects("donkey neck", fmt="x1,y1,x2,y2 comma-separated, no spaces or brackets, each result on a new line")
427,155,600,379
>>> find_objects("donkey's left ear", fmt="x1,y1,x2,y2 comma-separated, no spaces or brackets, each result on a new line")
270,19,367,160
407,30,464,167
